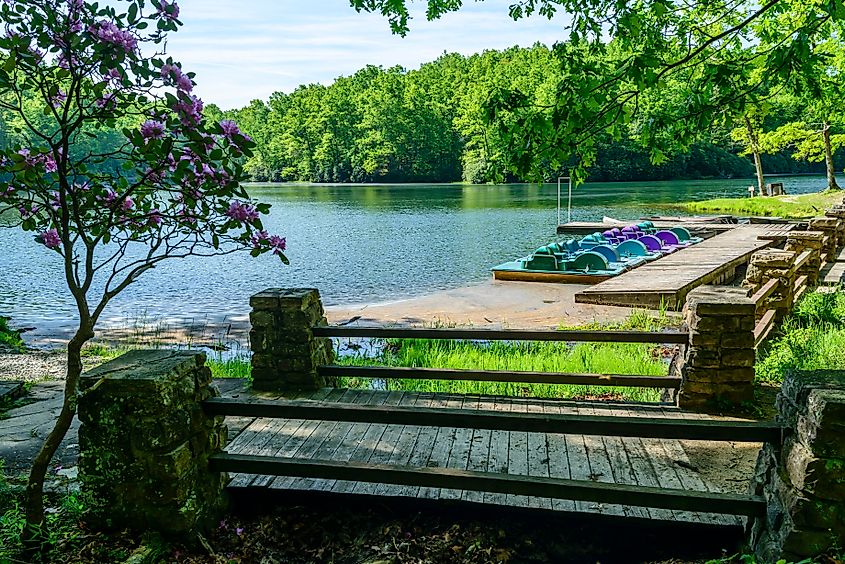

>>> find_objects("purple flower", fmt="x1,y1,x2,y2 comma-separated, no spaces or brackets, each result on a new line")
18,204,40,219
89,20,137,52
172,94,203,127
49,89,67,109
225,201,259,222
235,527,244,537
40,228,61,249
122,197,134,211
219,120,242,139
268,235,286,255
147,209,163,226
157,0,180,20
161,63,192,93
140,120,166,140
251,230,269,248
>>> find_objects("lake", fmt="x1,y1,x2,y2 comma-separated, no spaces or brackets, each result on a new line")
0,175,836,339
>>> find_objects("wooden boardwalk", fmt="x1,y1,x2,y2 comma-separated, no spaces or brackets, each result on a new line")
224,388,758,528
575,225,794,308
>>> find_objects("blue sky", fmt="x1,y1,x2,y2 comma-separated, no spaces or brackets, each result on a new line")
167,0,569,110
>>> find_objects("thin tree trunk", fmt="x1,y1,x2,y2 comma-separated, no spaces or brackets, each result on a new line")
21,323,92,553
745,115,766,196
823,122,840,190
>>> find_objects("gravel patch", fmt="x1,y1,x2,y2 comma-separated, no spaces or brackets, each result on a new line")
0,351,68,382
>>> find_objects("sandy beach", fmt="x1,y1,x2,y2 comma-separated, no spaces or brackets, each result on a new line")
326,280,636,329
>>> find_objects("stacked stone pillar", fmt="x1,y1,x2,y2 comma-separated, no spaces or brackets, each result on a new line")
678,286,756,410
785,231,824,286
808,217,842,262
742,250,797,321
78,350,228,535
249,288,335,391
749,370,845,562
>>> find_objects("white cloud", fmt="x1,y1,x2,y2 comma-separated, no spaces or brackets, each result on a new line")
166,0,569,109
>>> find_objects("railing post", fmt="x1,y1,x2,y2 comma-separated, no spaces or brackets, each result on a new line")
678,286,755,411
785,231,824,286
249,288,335,391
823,208,845,250
743,249,797,321
78,350,228,535
748,370,845,562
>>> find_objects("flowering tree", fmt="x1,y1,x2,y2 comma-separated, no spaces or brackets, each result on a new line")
0,0,286,547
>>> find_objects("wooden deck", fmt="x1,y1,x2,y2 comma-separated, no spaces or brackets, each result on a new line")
574,225,795,308
223,388,758,528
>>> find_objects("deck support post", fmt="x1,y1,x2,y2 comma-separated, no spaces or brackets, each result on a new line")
249,288,335,391
678,286,756,411
78,350,228,536
821,210,845,249
785,232,824,286
749,370,845,562
743,250,797,321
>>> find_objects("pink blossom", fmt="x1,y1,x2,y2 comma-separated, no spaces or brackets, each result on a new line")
140,120,166,140
122,197,134,211
225,201,259,222
89,20,137,52
40,229,61,249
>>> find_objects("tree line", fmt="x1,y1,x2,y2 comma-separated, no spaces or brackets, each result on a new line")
205,45,842,185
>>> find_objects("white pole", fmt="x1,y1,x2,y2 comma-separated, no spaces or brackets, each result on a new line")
568,176,573,224
557,177,561,227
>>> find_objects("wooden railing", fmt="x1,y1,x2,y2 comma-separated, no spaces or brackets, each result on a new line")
313,326,688,393
203,396,780,517
751,250,814,348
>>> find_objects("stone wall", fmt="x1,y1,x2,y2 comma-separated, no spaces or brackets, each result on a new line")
742,249,797,321
784,231,824,286
78,350,228,535
808,217,843,263
249,288,335,391
749,370,845,562
678,286,756,410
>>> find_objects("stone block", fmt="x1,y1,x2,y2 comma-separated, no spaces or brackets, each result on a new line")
720,331,755,349
721,349,756,369
686,347,720,368
784,438,845,501
751,250,797,269
685,286,756,316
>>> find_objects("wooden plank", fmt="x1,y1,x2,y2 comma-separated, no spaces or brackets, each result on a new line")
750,279,779,309
589,402,649,519
395,392,445,498
754,309,777,348
271,387,360,491
418,394,465,499
578,402,624,517
525,400,552,510
374,391,432,497
311,327,688,344
309,388,385,492
561,403,597,514
211,454,767,516
462,395,496,504
793,250,814,271
482,395,512,506
252,388,347,488
332,390,404,495
440,395,479,500
542,400,576,512
506,397,530,508
821,261,845,285
348,390,406,495
205,398,783,442
318,366,680,389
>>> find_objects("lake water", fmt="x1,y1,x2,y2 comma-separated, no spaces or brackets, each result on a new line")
0,175,836,339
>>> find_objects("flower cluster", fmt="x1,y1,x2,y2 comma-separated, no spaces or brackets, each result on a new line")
140,120,166,140
161,63,192,93
89,20,137,52
251,230,286,256
224,201,259,222
18,148,57,173
172,94,203,127
39,228,61,249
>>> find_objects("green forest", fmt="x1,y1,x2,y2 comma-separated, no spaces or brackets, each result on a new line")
205,45,843,185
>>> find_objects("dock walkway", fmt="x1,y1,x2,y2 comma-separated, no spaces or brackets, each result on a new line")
574,225,794,308
224,388,757,529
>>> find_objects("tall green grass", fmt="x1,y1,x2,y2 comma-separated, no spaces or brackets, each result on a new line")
0,317,25,352
681,190,842,219
336,310,680,402
756,287,845,383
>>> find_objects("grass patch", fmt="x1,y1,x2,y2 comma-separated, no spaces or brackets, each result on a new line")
681,189,843,218
756,287,845,384
0,316,25,352
336,310,680,402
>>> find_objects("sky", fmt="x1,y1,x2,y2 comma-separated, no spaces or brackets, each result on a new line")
166,0,569,110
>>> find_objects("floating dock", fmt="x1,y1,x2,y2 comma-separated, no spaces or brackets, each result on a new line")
574,225,795,308
557,217,738,238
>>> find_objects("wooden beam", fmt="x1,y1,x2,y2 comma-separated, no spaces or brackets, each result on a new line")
750,279,779,309
311,327,689,344
793,274,808,293
202,398,782,443
754,309,777,348
317,365,680,389
209,453,767,517
793,250,813,272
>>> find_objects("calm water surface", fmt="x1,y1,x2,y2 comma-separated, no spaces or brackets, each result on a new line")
0,176,836,338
